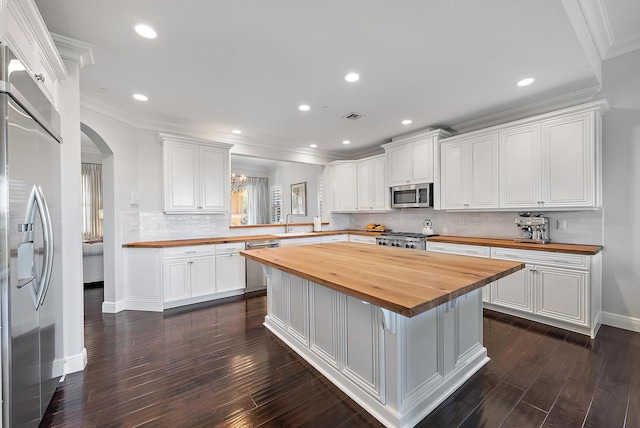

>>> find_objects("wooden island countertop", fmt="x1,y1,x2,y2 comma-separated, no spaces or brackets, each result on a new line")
241,241,524,317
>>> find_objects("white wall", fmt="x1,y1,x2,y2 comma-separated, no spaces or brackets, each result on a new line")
268,162,324,223
58,58,86,373
598,50,640,327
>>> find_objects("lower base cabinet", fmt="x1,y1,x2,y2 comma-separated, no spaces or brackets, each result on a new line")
264,267,487,428
427,242,601,338
124,244,246,311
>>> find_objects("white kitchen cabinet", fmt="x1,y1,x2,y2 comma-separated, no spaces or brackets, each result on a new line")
383,130,452,187
321,234,349,243
163,245,216,307
357,155,388,211
499,124,542,209
426,242,492,303
489,247,600,338
349,234,377,245
541,112,596,208
440,133,498,210
329,161,358,212
279,236,322,246
491,267,533,313
160,133,233,214
427,241,601,338
216,243,246,293
2,0,65,107
342,295,384,402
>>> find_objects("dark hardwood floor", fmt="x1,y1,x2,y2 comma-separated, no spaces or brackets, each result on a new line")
41,288,640,427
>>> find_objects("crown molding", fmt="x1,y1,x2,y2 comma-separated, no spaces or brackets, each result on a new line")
15,0,67,78
80,95,341,165
51,33,95,68
571,0,640,61
451,85,602,134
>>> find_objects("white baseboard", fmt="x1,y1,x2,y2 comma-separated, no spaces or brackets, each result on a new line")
65,348,88,374
601,312,640,333
102,299,125,313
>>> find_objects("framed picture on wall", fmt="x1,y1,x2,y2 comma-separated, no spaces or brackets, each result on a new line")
291,182,306,216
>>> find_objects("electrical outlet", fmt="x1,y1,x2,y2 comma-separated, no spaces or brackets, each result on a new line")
557,219,567,230
130,222,139,231
459,216,465,226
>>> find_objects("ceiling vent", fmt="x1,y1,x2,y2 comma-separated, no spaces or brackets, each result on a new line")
342,112,365,121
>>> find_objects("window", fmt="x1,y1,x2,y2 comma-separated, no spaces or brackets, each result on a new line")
270,185,283,223
317,175,323,217
81,163,103,236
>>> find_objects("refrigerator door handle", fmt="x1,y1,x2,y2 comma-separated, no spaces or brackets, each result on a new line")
35,185,54,308
20,185,54,308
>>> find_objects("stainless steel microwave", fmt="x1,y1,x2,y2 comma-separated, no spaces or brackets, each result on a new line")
391,183,433,208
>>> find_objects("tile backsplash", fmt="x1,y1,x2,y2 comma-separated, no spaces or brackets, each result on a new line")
345,209,603,245
123,209,602,246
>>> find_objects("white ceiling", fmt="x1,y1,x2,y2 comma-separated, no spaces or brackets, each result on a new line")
36,0,640,158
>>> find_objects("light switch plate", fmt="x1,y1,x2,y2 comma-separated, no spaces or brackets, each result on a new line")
130,191,139,205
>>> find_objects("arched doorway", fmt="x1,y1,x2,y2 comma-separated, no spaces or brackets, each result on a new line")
80,123,114,310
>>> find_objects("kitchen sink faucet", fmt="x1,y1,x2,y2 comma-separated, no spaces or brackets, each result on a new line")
285,213,293,233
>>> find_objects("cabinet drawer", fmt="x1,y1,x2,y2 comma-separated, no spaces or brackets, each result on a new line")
216,243,244,255
321,234,349,243
491,248,589,270
426,242,490,258
164,245,216,259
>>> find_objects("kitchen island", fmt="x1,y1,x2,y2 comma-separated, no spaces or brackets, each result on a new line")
240,242,523,428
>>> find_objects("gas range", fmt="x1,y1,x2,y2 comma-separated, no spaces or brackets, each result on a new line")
375,232,427,250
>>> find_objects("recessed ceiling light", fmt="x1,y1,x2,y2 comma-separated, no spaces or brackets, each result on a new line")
342,140,351,145
517,77,535,87
298,104,311,111
344,73,360,83
309,144,317,148
134,24,157,39
401,119,413,125
232,129,242,134
132,93,148,101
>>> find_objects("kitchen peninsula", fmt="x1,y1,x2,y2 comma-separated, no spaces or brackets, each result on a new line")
241,242,523,428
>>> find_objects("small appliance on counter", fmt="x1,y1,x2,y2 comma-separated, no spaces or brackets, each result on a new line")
514,212,550,244
422,219,438,237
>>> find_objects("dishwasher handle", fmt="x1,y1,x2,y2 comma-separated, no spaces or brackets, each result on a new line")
245,240,280,249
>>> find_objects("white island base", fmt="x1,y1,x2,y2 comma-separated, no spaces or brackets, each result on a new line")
264,267,488,428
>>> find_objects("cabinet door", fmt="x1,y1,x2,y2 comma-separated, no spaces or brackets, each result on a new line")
412,138,434,182
468,133,499,208
499,124,541,208
342,296,384,401
200,146,229,212
310,283,340,368
330,162,357,211
440,141,466,209
542,113,594,208
163,259,191,302
387,145,411,185
164,142,199,212
190,257,216,296
371,157,387,210
216,254,246,292
535,266,588,326
491,266,533,313
357,160,372,210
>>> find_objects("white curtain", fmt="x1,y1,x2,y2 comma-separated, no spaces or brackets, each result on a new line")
82,163,103,236
246,177,269,224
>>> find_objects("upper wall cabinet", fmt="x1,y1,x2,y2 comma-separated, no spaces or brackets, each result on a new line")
329,160,358,212
2,0,67,107
357,154,388,211
439,100,608,211
382,129,452,187
441,132,499,210
160,133,233,214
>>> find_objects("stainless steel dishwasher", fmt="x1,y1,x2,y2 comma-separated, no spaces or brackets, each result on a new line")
245,240,279,291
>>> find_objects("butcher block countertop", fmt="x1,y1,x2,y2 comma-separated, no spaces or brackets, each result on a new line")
427,235,602,255
240,242,524,317
123,229,382,248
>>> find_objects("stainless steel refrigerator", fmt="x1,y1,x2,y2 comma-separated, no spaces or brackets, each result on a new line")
0,45,63,426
